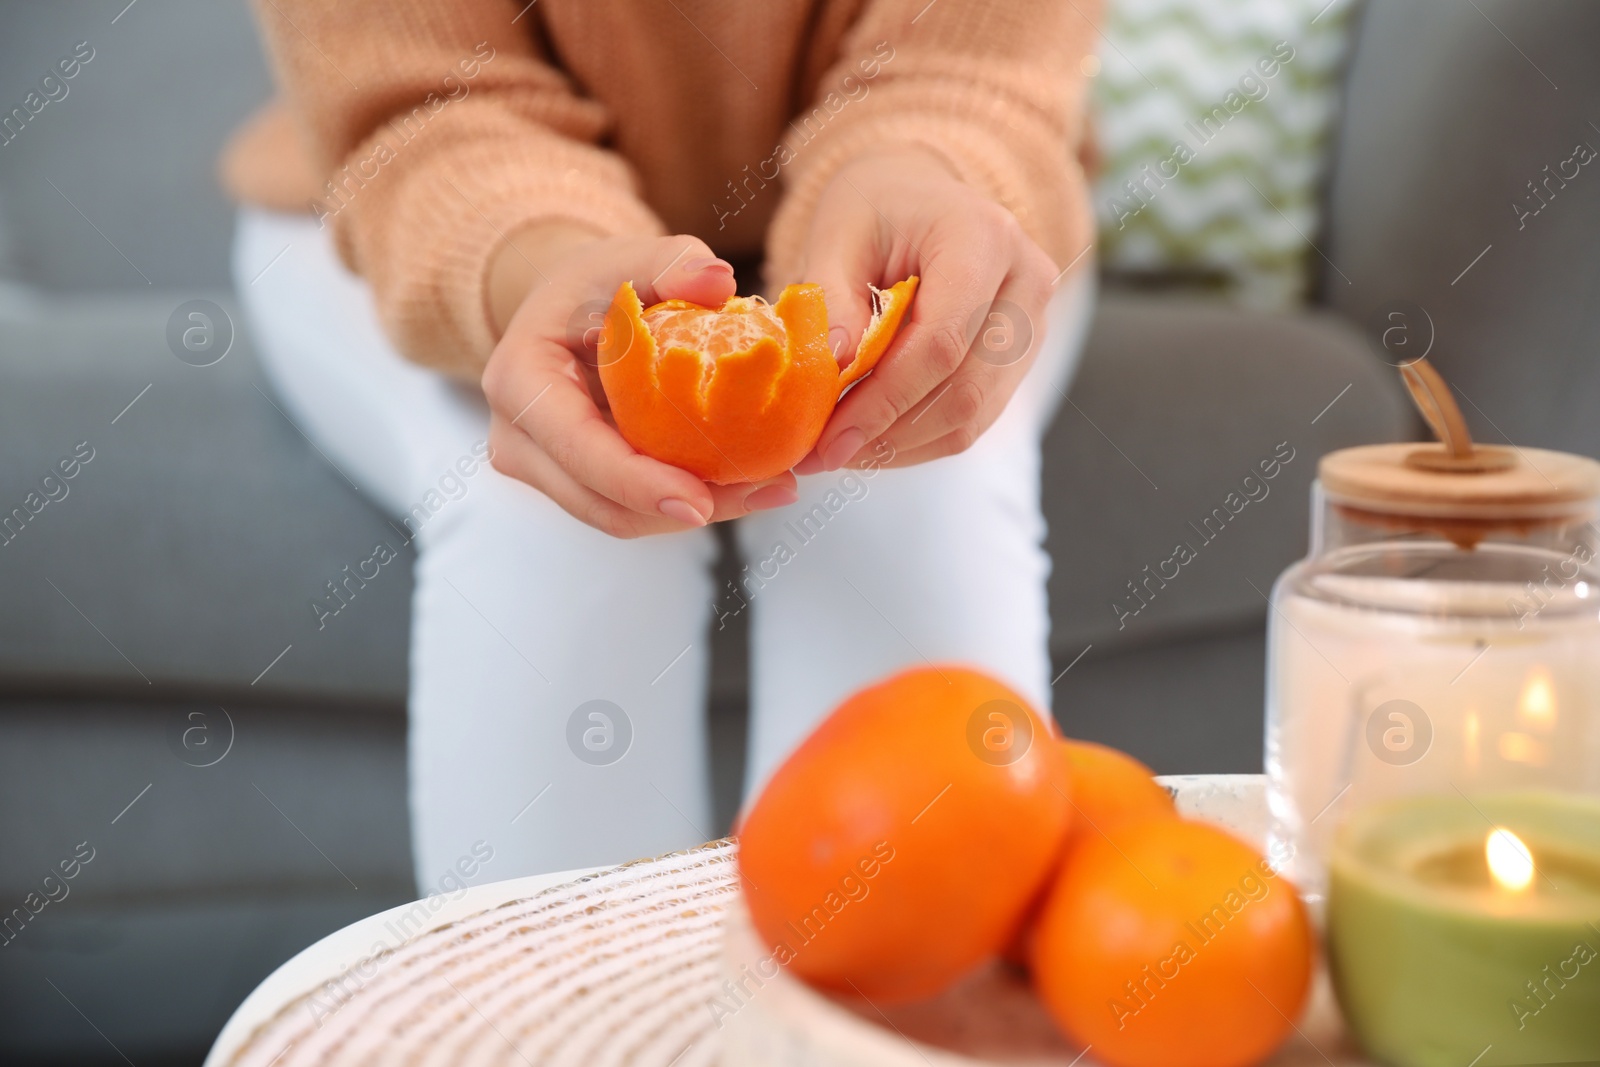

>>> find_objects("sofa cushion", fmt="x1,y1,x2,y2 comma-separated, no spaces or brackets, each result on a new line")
0,294,412,703
0,0,268,291
1042,290,1412,656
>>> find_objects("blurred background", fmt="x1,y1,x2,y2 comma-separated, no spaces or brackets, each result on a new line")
1,0,1597,1062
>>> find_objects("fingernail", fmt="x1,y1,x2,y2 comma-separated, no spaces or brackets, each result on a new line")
744,484,800,511
658,497,709,526
821,428,866,471
828,325,850,361
685,256,733,274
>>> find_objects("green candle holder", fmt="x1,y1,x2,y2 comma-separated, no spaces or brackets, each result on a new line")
1329,792,1600,1067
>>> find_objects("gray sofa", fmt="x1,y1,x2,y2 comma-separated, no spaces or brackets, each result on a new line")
2,1,1595,1062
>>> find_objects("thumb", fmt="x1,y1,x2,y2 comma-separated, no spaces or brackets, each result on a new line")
806,244,878,374
636,236,738,307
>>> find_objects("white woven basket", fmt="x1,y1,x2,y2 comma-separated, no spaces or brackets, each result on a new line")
221,840,741,1067
219,777,1368,1066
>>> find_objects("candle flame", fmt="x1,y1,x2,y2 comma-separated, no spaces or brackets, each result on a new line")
1517,668,1557,731
1486,827,1535,892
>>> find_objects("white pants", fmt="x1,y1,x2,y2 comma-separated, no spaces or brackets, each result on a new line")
233,209,1094,890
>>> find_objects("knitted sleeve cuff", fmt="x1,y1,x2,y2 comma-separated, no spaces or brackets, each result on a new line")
331,112,665,376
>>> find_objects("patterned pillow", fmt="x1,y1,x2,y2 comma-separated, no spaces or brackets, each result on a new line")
1090,0,1360,308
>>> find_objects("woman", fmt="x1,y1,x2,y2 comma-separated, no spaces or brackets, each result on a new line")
223,0,1099,889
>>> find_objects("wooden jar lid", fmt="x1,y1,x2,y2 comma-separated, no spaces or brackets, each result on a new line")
1320,358,1600,522
1319,443,1600,521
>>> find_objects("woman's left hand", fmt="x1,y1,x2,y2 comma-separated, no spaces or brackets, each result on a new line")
794,146,1074,471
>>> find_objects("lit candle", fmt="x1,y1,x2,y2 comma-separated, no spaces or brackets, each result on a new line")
1328,791,1600,1067
1268,603,1600,907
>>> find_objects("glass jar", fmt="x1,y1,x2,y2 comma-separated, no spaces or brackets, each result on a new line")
1265,442,1600,905
1265,358,1600,1066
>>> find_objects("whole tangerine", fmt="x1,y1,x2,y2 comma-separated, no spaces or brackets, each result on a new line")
598,276,917,484
1061,739,1176,845
1032,817,1315,1067
737,664,1072,1003
1004,740,1176,968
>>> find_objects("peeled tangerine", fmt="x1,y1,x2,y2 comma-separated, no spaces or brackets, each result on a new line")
598,277,918,484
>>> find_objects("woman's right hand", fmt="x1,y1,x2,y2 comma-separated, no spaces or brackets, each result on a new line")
481,228,800,538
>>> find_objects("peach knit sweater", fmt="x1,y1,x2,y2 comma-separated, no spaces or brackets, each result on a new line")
224,0,1099,376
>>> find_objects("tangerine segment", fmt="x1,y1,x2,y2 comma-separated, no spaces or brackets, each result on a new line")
599,281,840,485
642,297,785,358
840,276,919,387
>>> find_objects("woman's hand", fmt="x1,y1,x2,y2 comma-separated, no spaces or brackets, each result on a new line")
795,147,1070,471
481,227,799,538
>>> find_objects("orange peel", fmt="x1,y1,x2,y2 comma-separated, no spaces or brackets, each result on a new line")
598,276,918,484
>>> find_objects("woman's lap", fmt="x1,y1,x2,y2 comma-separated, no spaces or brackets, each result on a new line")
405,472,718,885
232,208,1092,886
237,210,718,885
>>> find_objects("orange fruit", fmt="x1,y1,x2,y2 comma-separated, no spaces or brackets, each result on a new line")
598,276,917,484
737,664,1071,1003
1004,740,1176,968
1032,818,1315,1067
1061,739,1176,844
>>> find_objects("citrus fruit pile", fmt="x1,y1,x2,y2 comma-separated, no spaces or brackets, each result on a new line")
737,665,1315,1067
598,277,917,484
